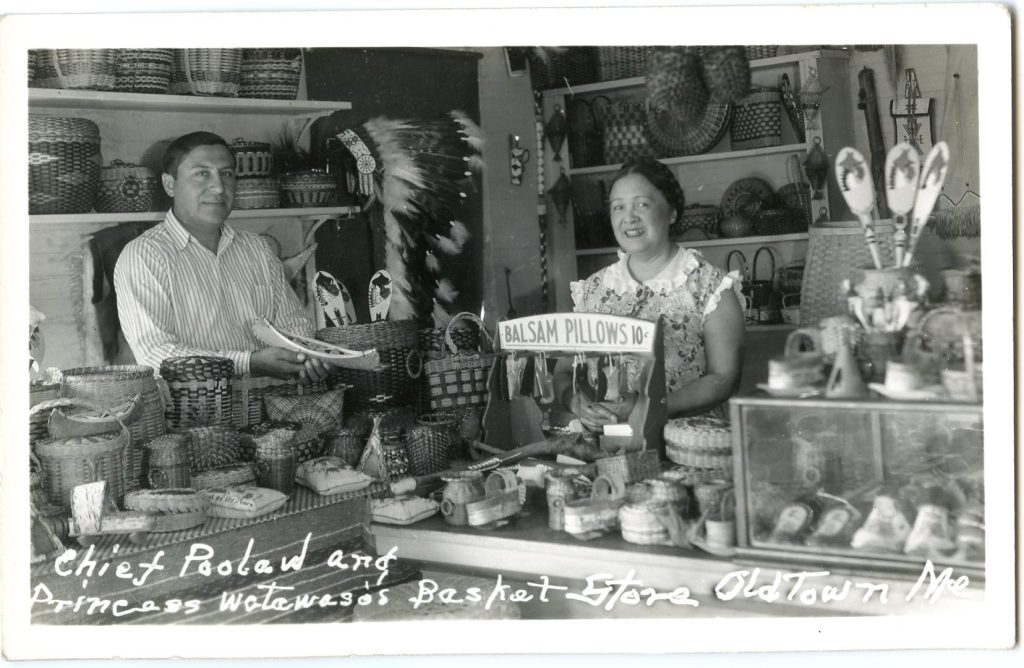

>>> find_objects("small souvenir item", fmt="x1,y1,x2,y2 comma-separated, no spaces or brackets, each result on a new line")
903,141,951,267
851,494,912,552
904,503,956,558
368,270,393,322
314,270,357,328
357,416,386,480
506,354,528,397
371,495,439,525
768,502,815,544
835,146,884,269
533,352,555,404
295,456,373,496
805,504,863,547
602,359,621,403
884,142,921,267
203,485,288,520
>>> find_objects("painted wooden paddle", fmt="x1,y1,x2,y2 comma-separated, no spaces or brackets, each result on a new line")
883,142,921,268
903,141,951,268
314,270,357,328
368,269,393,322
835,146,883,270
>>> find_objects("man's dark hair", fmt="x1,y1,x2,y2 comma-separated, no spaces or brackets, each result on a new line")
162,131,233,177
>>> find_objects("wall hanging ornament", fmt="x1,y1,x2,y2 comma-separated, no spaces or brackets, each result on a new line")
544,104,568,161
797,66,828,122
509,134,531,186
309,111,484,326
889,69,934,156
804,137,830,201
547,167,573,222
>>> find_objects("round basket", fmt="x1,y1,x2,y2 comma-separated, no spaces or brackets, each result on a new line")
234,177,281,210
160,356,234,431
280,170,336,207
240,48,302,100
325,425,366,466
183,425,242,472
170,48,242,97
114,49,173,94
731,87,782,150
671,204,722,239
230,138,274,178
95,160,159,213
28,115,101,215
404,420,451,476
318,320,420,410
31,398,130,508
644,98,731,158
33,49,117,90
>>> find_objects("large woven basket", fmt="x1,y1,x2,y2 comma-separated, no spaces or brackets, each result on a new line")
597,46,651,81
731,87,783,150
234,177,280,210
424,313,495,412
528,47,598,89
95,160,159,213
317,320,420,410
60,365,165,489
28,115,101,215
644,98,731,158
801,222,896,327
170,48,242,97
31,398,130,508
33,49,117,90
160,356,234,431
240,48,302,100
114,49,173,94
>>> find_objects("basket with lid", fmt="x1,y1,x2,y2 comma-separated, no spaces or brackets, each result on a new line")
95,160,159,213
28,115,101,215
160,356,234,431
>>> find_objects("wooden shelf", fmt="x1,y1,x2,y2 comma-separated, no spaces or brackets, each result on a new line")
29,88,352,114
575,232,810,256
570,143,807,176
747,323,797,332
30,206,361,225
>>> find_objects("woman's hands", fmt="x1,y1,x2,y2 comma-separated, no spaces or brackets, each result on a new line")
568,391,636,432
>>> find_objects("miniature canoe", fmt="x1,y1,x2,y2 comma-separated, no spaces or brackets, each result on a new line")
252,317,380,369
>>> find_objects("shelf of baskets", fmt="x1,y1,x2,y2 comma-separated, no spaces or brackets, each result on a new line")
569,143,809,176
574,232,810,256
28,88,352,114
29,206,362,226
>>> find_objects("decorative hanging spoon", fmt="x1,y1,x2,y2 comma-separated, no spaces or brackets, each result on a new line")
835,146,883,270
903,141,951,268
368,269,393,322
884,142,921,268
314,270,357,327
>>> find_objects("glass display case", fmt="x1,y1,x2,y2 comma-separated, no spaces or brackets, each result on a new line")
729,397,984,578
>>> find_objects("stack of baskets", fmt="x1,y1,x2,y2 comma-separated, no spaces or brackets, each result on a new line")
731,87,783,150
170,48,243,97
424,313,495,412
318,320,420,410
113,49,174,94
231,138,279,210
239,48,302,100
28,115,101,215
31,49,118,90
95,160,159,214
160,356,234,431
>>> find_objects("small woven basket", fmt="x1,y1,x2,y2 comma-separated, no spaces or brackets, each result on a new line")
231,138,274,178
33,49,117,90
619,501,672,546
671,204,722,239
424,312,495,412
28,115,101,215
280,170,336,207
114,49,173,94
325,425,366,466
31,398,130,508
263,389,345,463
95,160,159,213
230,374,291,428
563,475,624,537
596,448,661,492
597,46,651,81
183,425,242,472
234,178,280,210
170,48,243,97
240,48,302,100
419,325,480,361
753,208,789,236
601,98,653,165
318,320,420,410
241,422,299,494
404,420,451,476
731,87,783,150
29,381,60,446
777,182,813,230
160,356,234,431
144,433,192,488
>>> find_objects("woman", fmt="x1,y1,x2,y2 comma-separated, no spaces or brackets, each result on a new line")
556,158,745,430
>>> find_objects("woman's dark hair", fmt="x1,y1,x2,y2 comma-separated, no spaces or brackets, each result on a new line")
607,157,685,224
162,131,233,177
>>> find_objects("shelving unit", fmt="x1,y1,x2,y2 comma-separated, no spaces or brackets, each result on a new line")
541,48,857,312
29,88,352,113
30,206,361,226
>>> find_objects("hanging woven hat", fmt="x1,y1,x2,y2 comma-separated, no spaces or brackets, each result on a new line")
701,46,752,104
645,47,709,124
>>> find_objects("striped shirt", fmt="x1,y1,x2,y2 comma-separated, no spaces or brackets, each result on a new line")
114,210,314,375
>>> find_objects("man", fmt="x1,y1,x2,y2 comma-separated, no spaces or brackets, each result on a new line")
115,131,330,382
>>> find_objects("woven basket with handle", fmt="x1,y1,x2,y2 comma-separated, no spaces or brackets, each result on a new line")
318,320,419,410
424,312,495,412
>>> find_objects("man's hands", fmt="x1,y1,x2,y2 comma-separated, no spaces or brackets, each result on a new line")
250,347,337,383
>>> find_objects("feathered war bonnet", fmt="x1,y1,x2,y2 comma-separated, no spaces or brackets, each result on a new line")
328,111,485,325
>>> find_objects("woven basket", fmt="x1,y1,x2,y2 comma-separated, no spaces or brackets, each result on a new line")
619,501,672,545
231,138,274,177
160,356,234,431
777,182,812,230
230,375,291,427
644,99,731,158
801,223,895,327
563,475,624,537
95,160,159,213
404,420,451,476
60,365,165,489
527,47,598,89
646,48,708,122
567,96,607,169
753,208,789,236
144,433,192,488
601,98,653,165
28,49,36,84
239,421,299,494
264,389,345,462
234,177,280,210
671,204,722,239
317,320,420,410
776,261,805,296
190,462,255,490
597,46,651,81
745,46,779,60
170,48,242,97
240,48,302,100
29,381,60,446
325,425,366,466
419,326,480,361
280,170,336,207
700,46,752,105
183,425,242,472
238,420,301,459
596,449,661,492
114,49,173,94
731,87,783,150
31,398,129,508
33,49,117,90
28,115,101,215
424,313,495,412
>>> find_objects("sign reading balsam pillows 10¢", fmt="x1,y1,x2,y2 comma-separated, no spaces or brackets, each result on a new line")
498,314,656,355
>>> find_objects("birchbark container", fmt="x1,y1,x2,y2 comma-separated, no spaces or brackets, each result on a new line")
144,433,191,489
440,470,485,526
563,475,624,539
465,470,521,527
545,469,583,531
